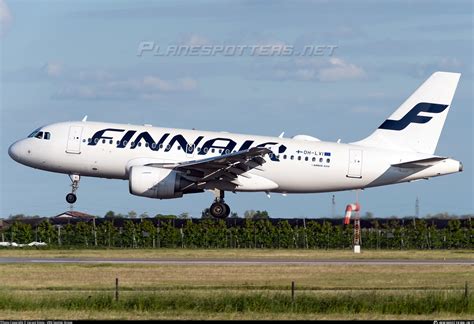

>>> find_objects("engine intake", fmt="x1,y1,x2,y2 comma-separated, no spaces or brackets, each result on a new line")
129,166,187,199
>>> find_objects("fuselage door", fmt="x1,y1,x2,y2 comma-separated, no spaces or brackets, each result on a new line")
347,149,363,178
66,126,83,154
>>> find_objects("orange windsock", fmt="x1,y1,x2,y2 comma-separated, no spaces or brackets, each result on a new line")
344,203,360,225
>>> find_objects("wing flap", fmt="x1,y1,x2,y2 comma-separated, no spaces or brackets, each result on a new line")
145,147,273,190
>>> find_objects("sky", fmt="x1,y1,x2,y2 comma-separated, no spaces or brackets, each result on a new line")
0,0,472,219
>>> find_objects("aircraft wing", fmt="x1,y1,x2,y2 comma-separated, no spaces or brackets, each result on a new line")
391,157,447,169
145,147,272,188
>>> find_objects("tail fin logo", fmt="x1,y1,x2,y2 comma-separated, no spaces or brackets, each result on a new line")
378,102,448,131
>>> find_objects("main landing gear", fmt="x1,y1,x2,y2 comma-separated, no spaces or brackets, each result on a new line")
209,189,230,219
66,174,80,204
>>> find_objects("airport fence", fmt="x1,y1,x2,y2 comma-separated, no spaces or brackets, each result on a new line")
0,217,472,249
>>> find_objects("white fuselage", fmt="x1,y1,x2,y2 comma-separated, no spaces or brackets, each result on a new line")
8,121,462,195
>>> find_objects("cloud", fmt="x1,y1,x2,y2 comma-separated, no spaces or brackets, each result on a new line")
142,76,197,92
52,71,198,100
321,25,367,40
6,62,200,100
350,105,387,116
408,57,465,78
0,0,12,37
43,62,63,77
263,57,366,82
179,34,211,46
370,57,470,80
318,58,367,81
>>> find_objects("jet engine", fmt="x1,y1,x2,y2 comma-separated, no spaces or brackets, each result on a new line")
129,166,190,199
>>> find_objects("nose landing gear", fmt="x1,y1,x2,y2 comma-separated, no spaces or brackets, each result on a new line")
66,174,80,204
209,189,230,219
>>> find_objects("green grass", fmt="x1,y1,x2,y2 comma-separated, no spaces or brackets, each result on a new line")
0,291,471,315
0,248,472,319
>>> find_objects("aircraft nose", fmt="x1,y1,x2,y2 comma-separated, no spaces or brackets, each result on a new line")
8,140,26,163
8,142,20,161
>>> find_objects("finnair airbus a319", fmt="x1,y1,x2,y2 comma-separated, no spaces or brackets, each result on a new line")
9,72,462,218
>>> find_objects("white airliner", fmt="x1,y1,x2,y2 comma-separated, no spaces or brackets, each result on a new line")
8,72,462,218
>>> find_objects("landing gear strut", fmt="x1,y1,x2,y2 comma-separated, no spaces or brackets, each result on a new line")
66,174,80,204
209,190,230,219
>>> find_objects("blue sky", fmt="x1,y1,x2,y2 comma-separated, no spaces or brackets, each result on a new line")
1,0,472,218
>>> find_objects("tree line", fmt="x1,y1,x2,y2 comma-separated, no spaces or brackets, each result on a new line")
1,217,472,249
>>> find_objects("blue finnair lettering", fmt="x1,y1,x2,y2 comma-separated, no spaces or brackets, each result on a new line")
88,129,287,160
379,102,448,131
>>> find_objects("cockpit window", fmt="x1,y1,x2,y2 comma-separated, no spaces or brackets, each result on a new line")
27,128,42,138
28,129,51,140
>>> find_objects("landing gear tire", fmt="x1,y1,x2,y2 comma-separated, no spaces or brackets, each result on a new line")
66,193,77,204
67,174,80,205
210,202,230,219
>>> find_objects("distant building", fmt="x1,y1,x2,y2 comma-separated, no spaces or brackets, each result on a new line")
54,211,96,221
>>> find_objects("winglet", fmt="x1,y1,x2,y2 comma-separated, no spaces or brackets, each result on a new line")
82,115,88,122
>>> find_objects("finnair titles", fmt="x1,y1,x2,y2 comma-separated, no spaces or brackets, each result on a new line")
9,72,463,218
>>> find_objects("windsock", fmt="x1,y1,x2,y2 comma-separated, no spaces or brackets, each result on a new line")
344,203,360,225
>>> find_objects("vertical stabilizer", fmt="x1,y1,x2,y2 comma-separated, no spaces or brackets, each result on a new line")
353,72,461,154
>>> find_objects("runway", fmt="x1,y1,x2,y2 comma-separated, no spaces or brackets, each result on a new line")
0,257,472,265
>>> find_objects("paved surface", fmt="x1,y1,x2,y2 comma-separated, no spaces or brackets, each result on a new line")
0,257,472,265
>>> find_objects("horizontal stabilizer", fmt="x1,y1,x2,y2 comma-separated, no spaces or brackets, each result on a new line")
391,157,446,168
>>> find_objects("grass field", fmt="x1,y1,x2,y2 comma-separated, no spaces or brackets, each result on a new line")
0,249,472,320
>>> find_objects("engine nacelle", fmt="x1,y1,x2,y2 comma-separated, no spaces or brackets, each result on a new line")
129,166,184,199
